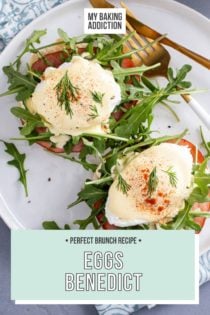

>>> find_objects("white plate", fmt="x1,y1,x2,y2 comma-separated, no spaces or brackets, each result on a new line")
0,0,209,253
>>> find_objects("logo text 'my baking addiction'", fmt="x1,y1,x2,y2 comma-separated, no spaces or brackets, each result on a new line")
84,8,126,34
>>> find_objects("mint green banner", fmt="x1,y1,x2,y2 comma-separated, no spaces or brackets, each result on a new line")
11,230,196,301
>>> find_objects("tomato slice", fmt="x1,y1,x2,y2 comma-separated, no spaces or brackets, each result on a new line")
192,200,210,228
71,140,84,153
31,51,70,73
112,102,136,121
37,141,65,153
121,58,135,68
35,127,47,134
169,138,204,164
96,212,117,230
37,139,84,154
31,47,86,73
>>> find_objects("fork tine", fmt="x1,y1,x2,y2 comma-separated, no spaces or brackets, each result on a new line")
126,34,146,61
121,1,156,52
126,20,154,54
121,1,167,68
121,0,159,66
123,41,143,65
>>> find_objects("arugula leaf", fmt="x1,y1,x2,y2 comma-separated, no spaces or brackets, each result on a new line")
190,158,210,198
162,158,210,231
11,132,52,143
74,211,101,230
57,28,77,50
0,30,48,101
63,139,74,154
95,33,165,64
93,138,106,154
3,142,28,196
166,65,192,90
72,194,106,230
68,184,107,209
1,65,36,101
15,29,47,68
42,221,60,229
85,176,113,187
11,107,45,136
42,221,71,230
82,138,103,162
96,33,134,62
200,126,210,157
111,60,159,80
76,144,98,171
26,30,47,47
113,91,162,138
74,217,99,230
112,64,192,139
57,28,70,43
165,202,191,230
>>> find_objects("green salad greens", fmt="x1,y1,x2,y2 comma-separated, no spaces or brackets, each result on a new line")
0,28,209,231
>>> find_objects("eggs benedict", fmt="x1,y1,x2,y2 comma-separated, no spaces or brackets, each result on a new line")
105,143,193,226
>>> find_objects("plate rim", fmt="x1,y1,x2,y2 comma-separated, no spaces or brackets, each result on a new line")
0,0,209,64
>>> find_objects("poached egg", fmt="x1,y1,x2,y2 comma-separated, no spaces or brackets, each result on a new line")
105,143,193,227
27,56,121,142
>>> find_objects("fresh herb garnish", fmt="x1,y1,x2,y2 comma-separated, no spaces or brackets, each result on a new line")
91,91,104,104
88,104,99,120
163,167,177,188
148,167,158,196
117,174,131,195
2,142,28,196
55,71,79,116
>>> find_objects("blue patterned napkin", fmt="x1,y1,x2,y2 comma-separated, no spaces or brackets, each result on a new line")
1,1,210,314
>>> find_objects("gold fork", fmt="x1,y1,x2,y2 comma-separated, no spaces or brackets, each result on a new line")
89,0,210,128
120,1,210,129
89,0,210,69
121,3,170,78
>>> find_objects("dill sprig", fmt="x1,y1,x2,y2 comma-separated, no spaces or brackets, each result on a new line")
88,104,99,120
91,91,104,104
55,71,79,117
117,174,131,195
148,167,159,196
163,167,177,188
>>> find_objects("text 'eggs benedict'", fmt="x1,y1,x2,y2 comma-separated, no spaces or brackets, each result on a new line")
105,143,193,227
27,56,121,138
